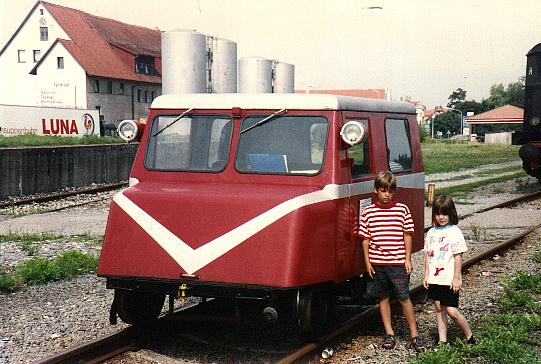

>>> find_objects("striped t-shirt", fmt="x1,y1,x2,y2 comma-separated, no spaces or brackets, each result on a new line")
358,201,414,265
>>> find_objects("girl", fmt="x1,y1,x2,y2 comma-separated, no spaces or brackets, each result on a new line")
423,195,477,345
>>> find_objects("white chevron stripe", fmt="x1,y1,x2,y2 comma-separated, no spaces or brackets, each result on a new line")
113,173,424,274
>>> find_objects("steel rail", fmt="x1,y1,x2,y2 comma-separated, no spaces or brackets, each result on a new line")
33,326,139,364
276,222,541,364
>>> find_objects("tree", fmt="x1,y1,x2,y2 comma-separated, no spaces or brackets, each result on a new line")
485,78,525,109
432,111,461,137
447,88,467,109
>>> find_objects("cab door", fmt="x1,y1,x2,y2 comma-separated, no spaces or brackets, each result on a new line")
335,112,374,281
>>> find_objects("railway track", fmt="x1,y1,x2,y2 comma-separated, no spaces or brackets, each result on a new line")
0,182,126,210
31,191,541,364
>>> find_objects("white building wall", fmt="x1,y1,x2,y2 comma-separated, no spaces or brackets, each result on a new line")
0,4,70,106
36,43,87,108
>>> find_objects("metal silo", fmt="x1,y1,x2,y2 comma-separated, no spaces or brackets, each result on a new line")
238,57,273,93
208,37,237,93
273,61,295,93
161,29,207,94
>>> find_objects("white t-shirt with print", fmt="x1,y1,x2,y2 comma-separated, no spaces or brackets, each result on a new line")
424,225,468,286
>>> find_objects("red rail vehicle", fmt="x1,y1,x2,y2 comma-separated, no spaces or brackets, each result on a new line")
97,93,425,337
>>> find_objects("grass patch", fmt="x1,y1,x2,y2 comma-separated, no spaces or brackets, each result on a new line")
0,232,65,243
422,141,520,175
0,134,123,147
0,251,99,292
433,171,527,197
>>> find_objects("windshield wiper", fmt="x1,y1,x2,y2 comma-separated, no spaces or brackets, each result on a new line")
240,108,287,134
152,108,194,137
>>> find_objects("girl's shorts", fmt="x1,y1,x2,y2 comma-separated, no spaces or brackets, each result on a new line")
427,284,459,307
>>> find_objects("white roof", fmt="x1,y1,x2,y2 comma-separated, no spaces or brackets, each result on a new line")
151,93,416,114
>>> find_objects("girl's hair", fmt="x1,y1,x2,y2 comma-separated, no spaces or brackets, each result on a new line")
431,195,459,225
374,171,396,192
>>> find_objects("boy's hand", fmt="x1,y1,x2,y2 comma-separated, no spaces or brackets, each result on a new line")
405,259,413,274
366,262,375,278
451,277,462,293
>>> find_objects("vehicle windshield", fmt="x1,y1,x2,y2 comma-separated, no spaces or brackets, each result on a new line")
236,115,328,175
145,115,233,171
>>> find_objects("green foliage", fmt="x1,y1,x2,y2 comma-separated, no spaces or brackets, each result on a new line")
432,112,461,136
534,251,541,264
16,257,52,285
411,342,463,364
0,270,22,292
48,251,99,281
0,134,123,147
0,251,99,292
0,232,64,243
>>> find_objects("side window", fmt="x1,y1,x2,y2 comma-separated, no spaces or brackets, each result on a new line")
385,118,412,173
346,119,370,178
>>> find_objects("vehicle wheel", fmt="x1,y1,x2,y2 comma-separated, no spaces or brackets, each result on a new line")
116,290,165,325
295,286,330,339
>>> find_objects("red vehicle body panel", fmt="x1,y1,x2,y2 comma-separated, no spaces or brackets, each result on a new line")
98,103,424,291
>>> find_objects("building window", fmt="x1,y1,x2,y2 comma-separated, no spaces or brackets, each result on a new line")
144,90,148,103
151,91,155,101
107,80,113,94
137,90,142,102
119,82,124,95
40,27,48,41
18,50,25,63
57,57,64,69
94,79,100,93
135,55,156,75
40,9,44,15
33,50,41,62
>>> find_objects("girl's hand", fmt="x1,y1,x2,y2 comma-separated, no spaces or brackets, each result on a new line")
422,277,429,289
451,277,462,293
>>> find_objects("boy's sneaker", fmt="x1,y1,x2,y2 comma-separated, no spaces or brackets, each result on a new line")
411,336,426,352
382,334,396,349
466,335,478,345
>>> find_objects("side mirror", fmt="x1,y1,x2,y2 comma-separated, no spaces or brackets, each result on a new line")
118,119,145,142
340,121,366,147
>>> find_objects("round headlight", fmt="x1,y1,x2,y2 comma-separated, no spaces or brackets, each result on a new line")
530,116,540,126
117,120,139,142
340,121,366,146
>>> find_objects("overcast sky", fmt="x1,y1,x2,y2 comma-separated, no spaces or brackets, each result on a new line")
2,0,540,108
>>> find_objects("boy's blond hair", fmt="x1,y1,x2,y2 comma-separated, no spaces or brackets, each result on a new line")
374,171,396,192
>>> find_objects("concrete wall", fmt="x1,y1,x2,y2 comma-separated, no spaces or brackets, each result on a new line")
0,144,138,199
484,132,513,145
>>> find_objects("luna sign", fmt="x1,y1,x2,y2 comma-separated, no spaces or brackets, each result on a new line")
42,113,95,135
0,105,100,137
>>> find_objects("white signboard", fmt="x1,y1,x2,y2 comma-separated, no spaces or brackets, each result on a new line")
0,104,100,137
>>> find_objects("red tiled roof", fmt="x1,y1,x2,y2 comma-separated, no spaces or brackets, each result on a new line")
294,89,387,99
40,1,161,83
467,104,523,124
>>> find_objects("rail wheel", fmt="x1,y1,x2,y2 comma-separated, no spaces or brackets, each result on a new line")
295,286,330,339
116,289,165,325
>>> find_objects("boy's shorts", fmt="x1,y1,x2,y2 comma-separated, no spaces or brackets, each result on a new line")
427,284,459,307
368,265,410,300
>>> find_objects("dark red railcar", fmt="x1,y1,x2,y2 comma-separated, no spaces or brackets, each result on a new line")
98,93,424,336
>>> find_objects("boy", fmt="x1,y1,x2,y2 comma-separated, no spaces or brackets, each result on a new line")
358,171,425,351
